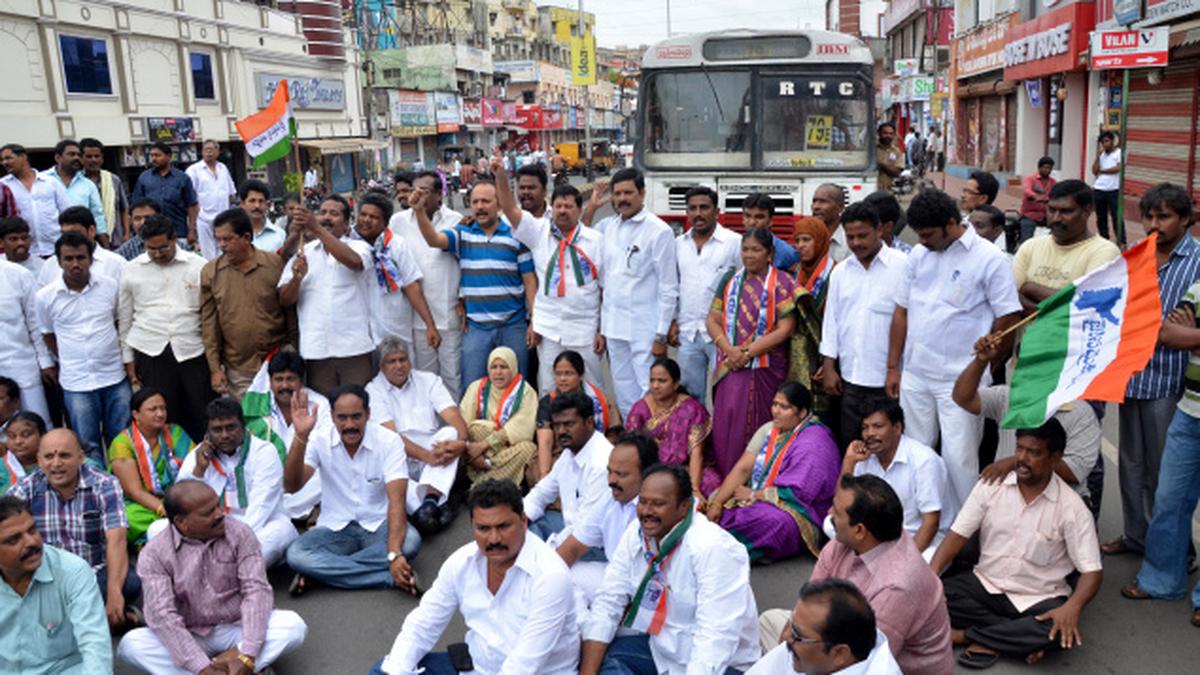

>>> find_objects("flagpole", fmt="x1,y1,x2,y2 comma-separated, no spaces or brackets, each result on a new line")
974,311,1040,356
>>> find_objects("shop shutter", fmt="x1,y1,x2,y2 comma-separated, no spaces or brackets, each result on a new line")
981,96,1003,171
1124,62,1198,200
1004,92,1018,173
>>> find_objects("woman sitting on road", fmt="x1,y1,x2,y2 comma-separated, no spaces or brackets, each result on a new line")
534,350,621,481
460,347,538,488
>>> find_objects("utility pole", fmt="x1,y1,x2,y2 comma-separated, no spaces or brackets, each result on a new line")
579,0,593,181
665,0,672,37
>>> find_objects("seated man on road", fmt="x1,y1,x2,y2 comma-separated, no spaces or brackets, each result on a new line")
116,482,307,674
283,385,420,593
929,419,1103,669
557,432,658,613
747,579,902,675
0,495,112,674
764,475,953,674
7,429,140,631
241,351,331,521
581,465,760,675
524,391,613,544
365,337,469,536
174,397,298,567
838,399,952,560
374,479,579,675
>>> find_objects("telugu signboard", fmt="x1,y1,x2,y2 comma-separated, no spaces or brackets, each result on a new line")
387,90,436,137
1090,28,1169,69
256,74,345,111
954,13,1021,79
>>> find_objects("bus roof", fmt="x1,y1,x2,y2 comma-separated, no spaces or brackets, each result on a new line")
642,30,872,69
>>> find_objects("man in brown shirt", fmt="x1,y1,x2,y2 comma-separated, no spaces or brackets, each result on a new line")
201,207,293,399
877,122,903,192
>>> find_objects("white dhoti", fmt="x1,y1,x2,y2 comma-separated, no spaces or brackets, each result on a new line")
570,560,608,627
606,336,655,418
117,609,307,674
284,470,322,520
196,215,219,260
404,426,460,513
258,515,300,568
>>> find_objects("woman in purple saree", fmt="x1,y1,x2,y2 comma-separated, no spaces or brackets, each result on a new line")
706,227,805,477
705,382,840,562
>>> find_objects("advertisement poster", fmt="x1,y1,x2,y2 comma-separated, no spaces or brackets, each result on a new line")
434,92,463,133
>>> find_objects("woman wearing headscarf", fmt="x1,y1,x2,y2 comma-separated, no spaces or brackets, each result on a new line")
788,216,832,414
459,347,538,486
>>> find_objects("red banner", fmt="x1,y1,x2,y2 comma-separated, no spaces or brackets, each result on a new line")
481,98,503,127
1002,3,1094,82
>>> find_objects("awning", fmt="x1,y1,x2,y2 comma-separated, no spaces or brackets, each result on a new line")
299,138,390,155
1172,18,1200,47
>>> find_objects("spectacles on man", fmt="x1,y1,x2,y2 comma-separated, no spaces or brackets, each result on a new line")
786,622,825,658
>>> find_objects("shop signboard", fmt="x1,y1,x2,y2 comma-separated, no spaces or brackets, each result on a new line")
256,74,345,110
434,92,463,133
387,90,437,136
1113,0,1142,25
543,108,564,130
911,77,935,101
146,117,195,143
494,60,541,83
954,13,1021,79
1003,3,1095,81
1138,0,1200,26
893,58,919,76
481,99,504,127
502,102,520,124
1090,28,1169,69
373,46,456,91
463,99,482,126
515,105,541,129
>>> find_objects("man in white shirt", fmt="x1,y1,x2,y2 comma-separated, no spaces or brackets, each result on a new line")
557,432,657,613
812,183,849,263
0,143,71,258
35,232,131,465
278,195,376,394
820,202,907,445
365,337,469,536
238,179,287,255
747,579,903,675
672,186,741,403
0,217,44,275
495,157,605,392
525,391,613,544
840,400,951,560
0,260,54,422
173,397,297,567
589,168,679,417
186,140,237,260
375,479,579,675
885,189,1022,506
37,207,127,287
353,192,440,356
1091,130,1123,246
118,214,212,441
388,172,464,398
283,384,420,593
304,167,318,191
581,465,760,675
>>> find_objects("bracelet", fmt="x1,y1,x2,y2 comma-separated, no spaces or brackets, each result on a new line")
237,653,256,671
154,503,166,518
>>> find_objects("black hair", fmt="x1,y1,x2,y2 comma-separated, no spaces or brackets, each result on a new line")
743,192,776,217
516,163,549,189
0,495,32,525
213,207,252,239
817,183,847,207
359,191,395,223
778,381,813,415
328,383,369,411
139,214,177,240
742,227,775,253
0,216,30,237
415,170,443,192
282,191,302,206
54,139,79,156
840,201,879,228
798,579,877,661
1139,182,1195,222
968,170,999,205
9,411,46,435
79,137,104,152
1099,131,1116,143
861,191,901,226
1048,179,1094,209
205,397,245,428
320,194,351,222
58,206,95,230
163,481,214,526
394,169,416,186
1015,417,1067,455
685,185,719,208
552,350,586,376
906,188,960,230
130,386,167,413
468,478,524,517
839,474,904,542
649,357,689,397
268,351,306,379
1037,156,1055,169
150,141,172,156
877,122,895,133
972,205,1006,231
862,398,904,427
238,179,270,203
549,389,595,420
613,432,660,473
129,198,161,214
611,167,645,191
551,184,583,207
55,231,94,259
1,143,27,156
0,375,18,400
641,463,692,506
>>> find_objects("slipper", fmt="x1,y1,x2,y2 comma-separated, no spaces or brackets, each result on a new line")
288,573,307,597
958,648,1000,670
1121,583,1153,600
124,606,145,627
1101,538,1136,555
1191,609,1200,627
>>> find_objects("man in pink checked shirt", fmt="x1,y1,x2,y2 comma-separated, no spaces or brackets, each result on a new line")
116,481,307,674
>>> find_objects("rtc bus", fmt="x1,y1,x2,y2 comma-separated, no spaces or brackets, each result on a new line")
637,30,877,231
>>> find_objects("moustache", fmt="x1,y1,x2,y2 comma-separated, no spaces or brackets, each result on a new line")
486,543,508,552
319,219,335,229
20,545,42,561
1016,462,1031,472
608,482,622,491
341,427,361,436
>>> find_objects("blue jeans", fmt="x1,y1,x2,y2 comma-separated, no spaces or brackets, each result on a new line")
675,331,715,405
63,379,132,466
1136,410,1200,607
286,520,421,589
461,318,530,393
599,634,743,675
97,564,142,606
370,653,457,675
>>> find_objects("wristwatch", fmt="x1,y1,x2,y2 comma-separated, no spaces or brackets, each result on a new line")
654,333,668,344
387,551,402,563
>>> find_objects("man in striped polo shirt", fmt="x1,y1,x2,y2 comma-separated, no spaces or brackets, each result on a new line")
410,181,536,392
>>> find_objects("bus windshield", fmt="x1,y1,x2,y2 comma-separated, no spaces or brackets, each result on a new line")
641,69,872,172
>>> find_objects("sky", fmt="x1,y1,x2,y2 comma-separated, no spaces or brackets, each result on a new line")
541,0,829,49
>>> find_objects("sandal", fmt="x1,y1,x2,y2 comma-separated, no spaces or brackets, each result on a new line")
1101,538,1136,555
1191,608,1200,627
288,573,308,597
958,647,1000,670
1120,583,1153,600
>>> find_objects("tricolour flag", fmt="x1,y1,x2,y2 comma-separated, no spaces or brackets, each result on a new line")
1003,234,1162,429
235,81,295,168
